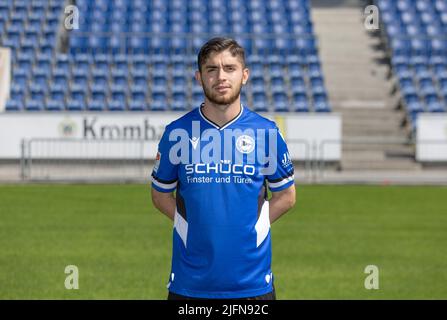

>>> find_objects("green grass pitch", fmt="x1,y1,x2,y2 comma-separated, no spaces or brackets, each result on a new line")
1,184,446,299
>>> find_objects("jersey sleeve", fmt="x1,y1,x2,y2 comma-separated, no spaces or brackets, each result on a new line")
151,126,179,193
266,126,295,192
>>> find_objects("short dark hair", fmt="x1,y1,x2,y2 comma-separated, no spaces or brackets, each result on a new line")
197,37,246,72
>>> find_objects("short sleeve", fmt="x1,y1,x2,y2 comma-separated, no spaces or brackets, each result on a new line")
151,126,179,193
266,127,295,192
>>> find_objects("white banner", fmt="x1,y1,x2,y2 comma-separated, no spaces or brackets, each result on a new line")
0,47,11,112
416,114,447,161
0,112,341,160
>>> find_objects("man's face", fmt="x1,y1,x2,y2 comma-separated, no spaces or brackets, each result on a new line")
196,50,249,106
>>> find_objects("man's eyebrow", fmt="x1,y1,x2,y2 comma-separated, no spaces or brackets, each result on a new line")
205,64,238,69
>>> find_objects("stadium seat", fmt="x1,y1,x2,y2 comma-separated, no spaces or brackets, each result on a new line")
5,99,24,112
171,92,188,111
50,85,66,102
273,92,289,112
129,100,147,111
45,100,65,112
425,94,446,112
3,0,326,114
87,100,105,112
66,99,85,111
25,100,44,112
313,92,331,112
108,100,126,111
292,92,310,112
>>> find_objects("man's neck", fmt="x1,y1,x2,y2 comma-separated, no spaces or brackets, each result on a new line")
201,99,242,128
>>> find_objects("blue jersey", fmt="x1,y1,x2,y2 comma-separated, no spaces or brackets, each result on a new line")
151,105,295,298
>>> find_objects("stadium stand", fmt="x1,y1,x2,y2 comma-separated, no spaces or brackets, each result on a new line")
0,0,331,113
376,0,447,130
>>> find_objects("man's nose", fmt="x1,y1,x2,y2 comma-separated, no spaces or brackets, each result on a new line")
216,68,227,81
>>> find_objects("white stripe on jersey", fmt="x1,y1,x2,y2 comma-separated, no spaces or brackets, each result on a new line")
269,175,295,189
151,176,177,190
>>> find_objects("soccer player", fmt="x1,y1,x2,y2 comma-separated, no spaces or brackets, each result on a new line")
151,37,296,300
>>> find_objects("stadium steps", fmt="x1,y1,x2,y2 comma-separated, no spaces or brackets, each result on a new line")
311,2,421,171
339,107,420,170
312,6,391,108
340,158,422,170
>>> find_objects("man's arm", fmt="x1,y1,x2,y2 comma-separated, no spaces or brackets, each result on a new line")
151,188,176,221
269,184,296,224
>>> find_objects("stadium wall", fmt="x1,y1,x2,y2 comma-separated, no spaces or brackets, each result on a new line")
0,113,341,160
0,47,11,112
417,115,447,161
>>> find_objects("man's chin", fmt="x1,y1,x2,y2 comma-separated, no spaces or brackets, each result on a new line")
206,94,240,106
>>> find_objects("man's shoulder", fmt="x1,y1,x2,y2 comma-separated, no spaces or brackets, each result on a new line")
164,108,200,132
243,107,277,130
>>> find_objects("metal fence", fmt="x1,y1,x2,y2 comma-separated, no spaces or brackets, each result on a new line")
21,138,149,182
20,138,316,182
19,137,447,183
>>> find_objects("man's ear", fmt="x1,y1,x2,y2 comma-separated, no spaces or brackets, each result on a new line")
242,67,249,85
195,70,202,85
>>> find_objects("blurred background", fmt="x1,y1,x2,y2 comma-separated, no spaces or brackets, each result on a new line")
0,0,446,299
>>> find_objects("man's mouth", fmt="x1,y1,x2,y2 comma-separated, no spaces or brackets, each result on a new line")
215,86,230,92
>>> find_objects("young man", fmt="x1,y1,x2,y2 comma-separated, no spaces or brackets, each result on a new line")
151,37,296,300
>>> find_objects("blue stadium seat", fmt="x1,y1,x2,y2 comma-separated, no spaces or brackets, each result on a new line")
3,0,326,113
91,84,108,103
45,100,64,112
313,92,331,112
440,79,447,93
70,85,87,103
250,77,265,93
129,100,147,111
310,76,326,94
419,78,437,95
25,100,44,112
268,63,283,78
272,92,289,112
130,86,147,102
172,76,188,92
87,99,105,112
53,70,69,87
10,84,25,102
271,76,286,94
404,93,425,125
290,76,306,94
67,99,85,111
29,84,46,102
92,73,108,87
292,92,310,112
308,62,323,78
108,100,126,111
288,62,304,78
110,85,127,102
171,92,188,111
5,99,24,112
425,94,446,112
152,75,168,92
50,85,66,102
253,92,269,112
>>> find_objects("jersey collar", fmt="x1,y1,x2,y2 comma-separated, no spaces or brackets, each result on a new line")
198,103,244,131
